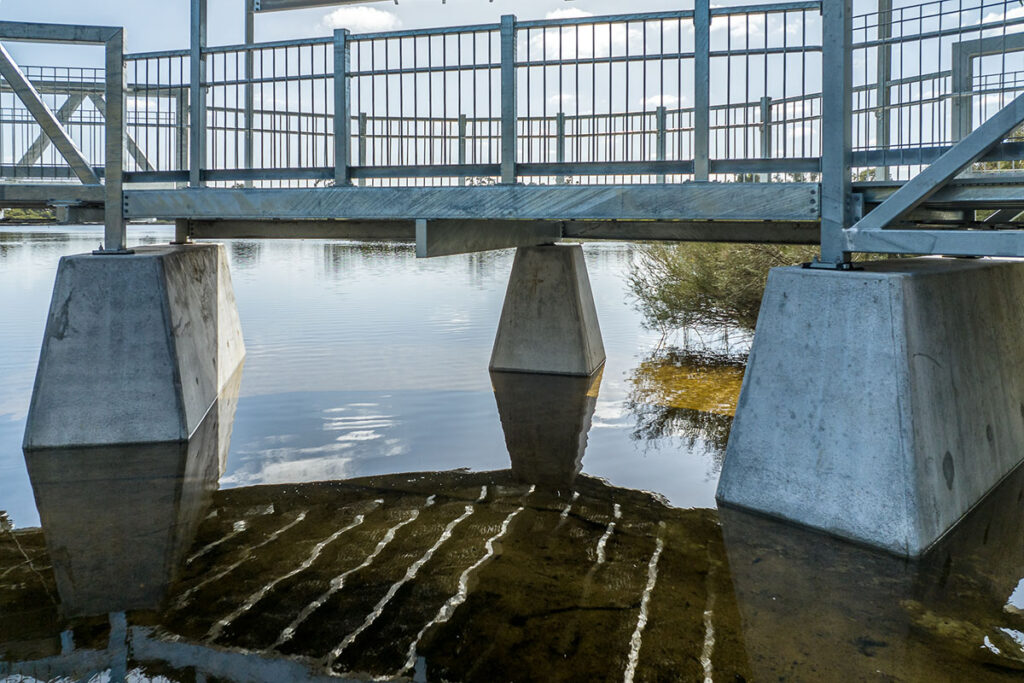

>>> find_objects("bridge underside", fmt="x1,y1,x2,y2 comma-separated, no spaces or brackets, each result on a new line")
7,179,1024,255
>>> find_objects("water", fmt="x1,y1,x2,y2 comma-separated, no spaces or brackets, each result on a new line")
3,225,1024,682
0,225,721,529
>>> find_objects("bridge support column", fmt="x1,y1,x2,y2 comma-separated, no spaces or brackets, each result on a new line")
23,244,244,449
490,244,605,376
718,258,1024,556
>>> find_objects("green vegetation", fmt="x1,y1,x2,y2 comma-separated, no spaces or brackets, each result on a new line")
628,242,820,335
1,207,55,222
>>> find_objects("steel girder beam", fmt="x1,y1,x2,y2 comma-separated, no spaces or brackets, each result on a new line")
0,42,99,184
856,175,1024,208
846,229,1024,257
254,0,376,12
179,218,821,245
0,183,104,206
0,21,119,44
186,219,415,240
851,90,1024,234
416,219,561,258
122,184,821,222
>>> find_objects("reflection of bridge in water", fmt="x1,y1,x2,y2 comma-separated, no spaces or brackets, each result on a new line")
9,0,1024,559
7,365,1024,681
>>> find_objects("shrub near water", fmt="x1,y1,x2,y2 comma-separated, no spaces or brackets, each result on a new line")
627,242,819,334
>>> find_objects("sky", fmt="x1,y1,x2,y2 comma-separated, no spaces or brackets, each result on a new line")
0,0,734,64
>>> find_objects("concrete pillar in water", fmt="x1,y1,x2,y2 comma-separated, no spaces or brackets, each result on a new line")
23,244,245,449
24,368,240,617
491,368,602,488
718,258,1024,557
490,244,605,376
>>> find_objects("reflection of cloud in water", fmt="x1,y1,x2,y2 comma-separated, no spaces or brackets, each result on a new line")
224,402,404,486
626,348,746,464
223,453,355,486
591,399,627,429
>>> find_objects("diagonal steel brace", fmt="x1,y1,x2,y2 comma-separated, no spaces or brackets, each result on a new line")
850,90,1024,233
0,41,99,184
16,92,84,167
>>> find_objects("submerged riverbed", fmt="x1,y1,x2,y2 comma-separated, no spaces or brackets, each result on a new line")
3,225,1024,682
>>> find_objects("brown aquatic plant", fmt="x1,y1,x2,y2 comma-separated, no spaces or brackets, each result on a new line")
625,348,746,465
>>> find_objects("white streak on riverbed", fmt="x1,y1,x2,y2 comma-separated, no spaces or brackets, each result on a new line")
555,491,581,530
623,523,665,683
174,512,307,610
398,487,534,676
595,503,622,565
206,504,379,642
326,502,477,669
271,501,429,650
700,552,718,683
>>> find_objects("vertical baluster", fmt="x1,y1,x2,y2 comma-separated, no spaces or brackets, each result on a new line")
500,15,517,184
334,28,351,186
694,0,710,180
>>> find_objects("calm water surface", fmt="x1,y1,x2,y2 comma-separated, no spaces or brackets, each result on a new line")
3,225,1024,682
0,225,719,528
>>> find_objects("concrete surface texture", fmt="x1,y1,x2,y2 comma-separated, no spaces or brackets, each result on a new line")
489,244,605,376
717,257,1024,556
23,244,245,449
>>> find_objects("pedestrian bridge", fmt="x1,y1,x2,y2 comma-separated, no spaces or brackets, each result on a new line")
12,0,1024,559
5,1,1024,260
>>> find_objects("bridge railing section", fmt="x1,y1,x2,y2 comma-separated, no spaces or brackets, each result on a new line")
5,1,1024,189
0,66,107,179
123,50,189,176
116,2,828,187
850,0,1024,181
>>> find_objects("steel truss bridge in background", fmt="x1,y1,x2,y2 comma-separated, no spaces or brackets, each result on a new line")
4,0,1024,263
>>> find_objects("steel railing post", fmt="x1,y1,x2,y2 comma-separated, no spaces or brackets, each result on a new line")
334,28,351,186
358,111,367,187
694,0,710,181
820,0,853,266
875,0,892,180
556,111,566,184
656,105,667,184
104,28,126,252
759,95,772,182
500,14,517,184
189,0,207,188
458,113,467,186
759,96,772,160
244,0,255,185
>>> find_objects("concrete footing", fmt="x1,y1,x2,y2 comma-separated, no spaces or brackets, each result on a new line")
23,244,245,449
717,258,1024,557
490,244,605,376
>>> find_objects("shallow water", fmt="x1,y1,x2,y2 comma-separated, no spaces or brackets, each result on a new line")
2,225,1024,682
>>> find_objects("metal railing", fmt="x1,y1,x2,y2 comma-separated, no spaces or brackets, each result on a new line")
3,1,1024,189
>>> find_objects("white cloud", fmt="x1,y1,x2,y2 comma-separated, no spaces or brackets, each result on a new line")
322,7,401,34
546,9,594,20
645,94,681,109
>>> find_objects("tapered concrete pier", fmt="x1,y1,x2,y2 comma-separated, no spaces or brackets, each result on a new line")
23,244,245,449
718,258,1024,556
490,244,605,376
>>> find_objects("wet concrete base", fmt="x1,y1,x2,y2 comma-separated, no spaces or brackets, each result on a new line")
718,258,1024,556
23,244,245,448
